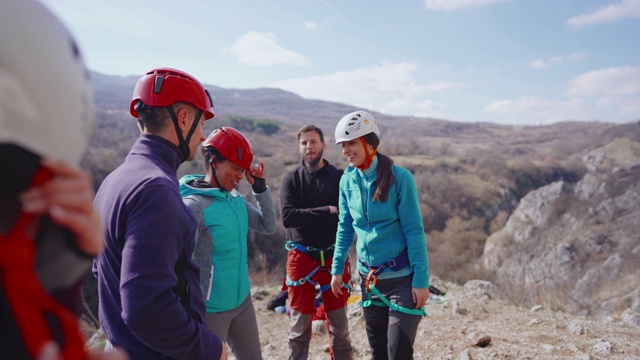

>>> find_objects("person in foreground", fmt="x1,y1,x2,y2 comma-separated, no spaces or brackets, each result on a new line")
0,1,125,359
280,125,353,359
330,111,430,360
92,68,228,359
179,127,277,359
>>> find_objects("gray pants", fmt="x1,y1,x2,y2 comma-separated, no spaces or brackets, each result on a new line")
360,274,422,360
205,294,262,360
288,307,353,360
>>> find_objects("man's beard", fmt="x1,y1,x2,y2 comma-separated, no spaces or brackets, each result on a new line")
303,149,323,171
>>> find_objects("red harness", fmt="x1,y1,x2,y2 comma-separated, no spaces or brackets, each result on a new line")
0,166,88,359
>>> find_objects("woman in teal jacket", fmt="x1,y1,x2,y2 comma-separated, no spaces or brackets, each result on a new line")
330,111,430,360
180,127,277,360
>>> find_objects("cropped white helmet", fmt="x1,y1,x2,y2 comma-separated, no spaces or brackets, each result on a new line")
0,0,94,165
334,110,380,143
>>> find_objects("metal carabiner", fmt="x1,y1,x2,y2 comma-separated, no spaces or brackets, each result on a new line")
365,268,378,293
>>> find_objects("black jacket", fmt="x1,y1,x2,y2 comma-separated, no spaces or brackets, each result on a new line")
280,159,343,249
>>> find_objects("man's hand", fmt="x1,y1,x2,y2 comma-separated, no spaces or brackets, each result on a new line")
19,159,103,256
220,341,229,360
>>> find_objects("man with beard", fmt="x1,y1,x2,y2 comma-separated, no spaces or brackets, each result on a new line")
280,125,353,360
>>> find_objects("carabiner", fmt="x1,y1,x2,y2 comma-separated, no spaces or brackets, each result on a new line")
365,268,378,292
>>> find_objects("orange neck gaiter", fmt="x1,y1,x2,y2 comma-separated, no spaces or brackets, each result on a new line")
356,137,377,171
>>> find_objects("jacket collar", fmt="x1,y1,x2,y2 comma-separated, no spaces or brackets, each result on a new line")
346,155,378,179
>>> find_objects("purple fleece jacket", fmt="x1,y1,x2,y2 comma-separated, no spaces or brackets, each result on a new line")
93,134,223,359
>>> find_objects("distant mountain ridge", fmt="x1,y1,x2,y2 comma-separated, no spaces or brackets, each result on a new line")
90,70,380,131
85,70,640,324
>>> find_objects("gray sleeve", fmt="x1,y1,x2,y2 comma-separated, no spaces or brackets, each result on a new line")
182,195,213,300
246,186,277,234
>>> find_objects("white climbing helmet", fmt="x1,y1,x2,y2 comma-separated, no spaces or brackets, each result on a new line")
334,110,380,143
0,0,95,165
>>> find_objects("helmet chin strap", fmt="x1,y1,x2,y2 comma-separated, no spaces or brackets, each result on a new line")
356,137,377,171
167,107,203,163
208,156,226,192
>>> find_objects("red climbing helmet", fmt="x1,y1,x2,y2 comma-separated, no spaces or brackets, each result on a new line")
203,127,253,171
130,68,214,119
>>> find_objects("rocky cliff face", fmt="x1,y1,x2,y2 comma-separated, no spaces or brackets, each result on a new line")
482,137,640,325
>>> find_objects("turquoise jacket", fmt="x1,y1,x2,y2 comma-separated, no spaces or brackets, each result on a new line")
179,174,277,312
331,156,430,289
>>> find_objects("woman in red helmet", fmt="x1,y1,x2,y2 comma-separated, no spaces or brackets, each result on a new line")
180,127,277,360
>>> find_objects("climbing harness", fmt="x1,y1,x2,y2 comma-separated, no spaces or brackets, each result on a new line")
0,166,88,359
285,240,350,293
359,249,428,317
361,282,428,317
357,248,410,277
285,240,335,267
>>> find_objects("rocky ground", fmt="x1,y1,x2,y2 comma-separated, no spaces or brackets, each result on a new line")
85,277,640,359
250,278,640,360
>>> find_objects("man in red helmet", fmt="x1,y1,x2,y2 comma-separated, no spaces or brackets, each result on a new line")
93,68,228,359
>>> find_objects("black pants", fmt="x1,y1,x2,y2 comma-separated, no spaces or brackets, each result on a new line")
360,273,423,360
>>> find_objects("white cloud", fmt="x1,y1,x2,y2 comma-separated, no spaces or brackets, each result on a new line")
528,60,547,69
229,31,309,67
304,22,318,30
424,81,465,91
425,0,510,11
382,98,447,118
565,66,640,97
484,96,589,124
566,0,640,27
486,67,640,124
269,62,457,118
597,96,640,114
528,52,587,69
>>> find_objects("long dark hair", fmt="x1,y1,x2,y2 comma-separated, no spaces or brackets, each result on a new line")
363,132,394,202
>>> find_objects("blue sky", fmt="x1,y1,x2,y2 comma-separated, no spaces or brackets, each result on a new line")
40,0,640,125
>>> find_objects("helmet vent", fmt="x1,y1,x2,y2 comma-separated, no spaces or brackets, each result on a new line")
70,38,81,59
154,76,165,94
237,146,242,160
346,113,363,133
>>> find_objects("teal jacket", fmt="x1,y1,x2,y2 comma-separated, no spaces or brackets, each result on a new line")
331,156,430,289
179,174,277,312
